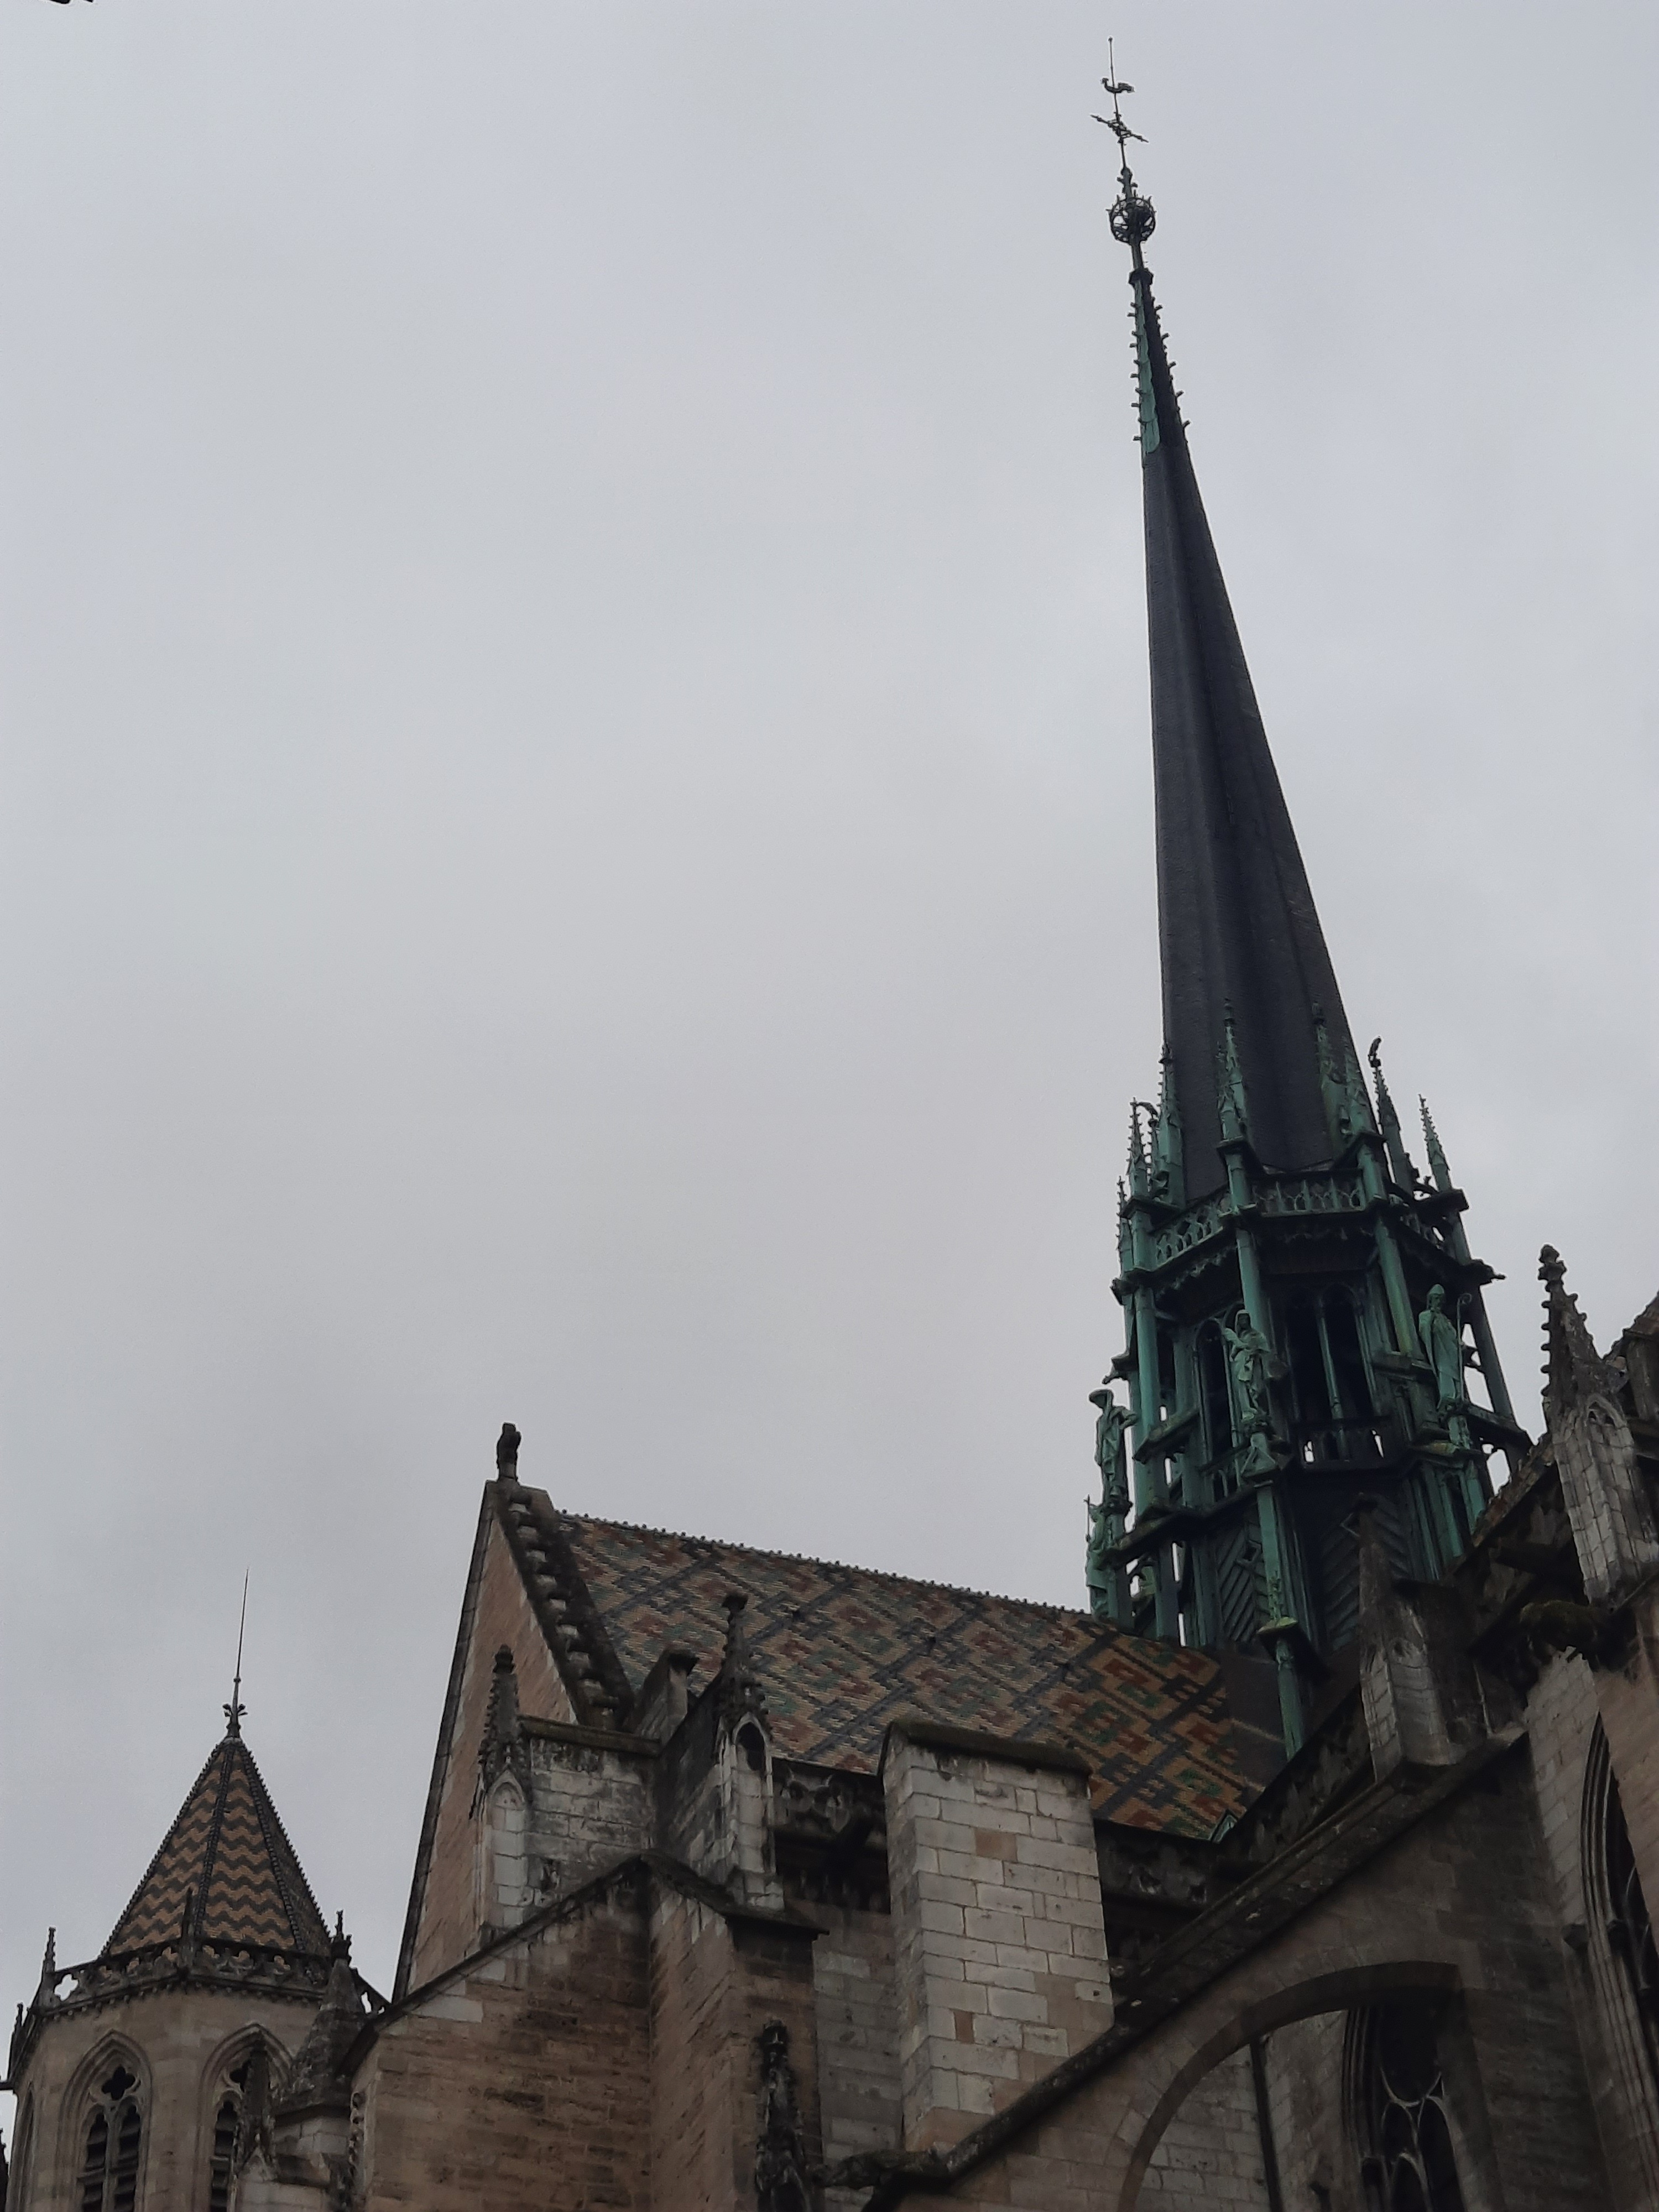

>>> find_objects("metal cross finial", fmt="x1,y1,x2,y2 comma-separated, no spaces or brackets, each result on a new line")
1093,41,1156,259
1095,41,1142,153
224,1569,249,1738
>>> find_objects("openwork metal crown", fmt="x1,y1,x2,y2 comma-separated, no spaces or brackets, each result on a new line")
1110,190,1156,248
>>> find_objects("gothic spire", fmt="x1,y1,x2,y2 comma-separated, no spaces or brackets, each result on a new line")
1100,75,1357,1196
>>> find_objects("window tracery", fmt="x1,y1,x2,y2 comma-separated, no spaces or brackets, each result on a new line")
76,2064,143,2212
207,2056,254,2212
1352,2001,1464,2212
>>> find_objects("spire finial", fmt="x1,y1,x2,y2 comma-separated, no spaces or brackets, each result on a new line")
1539,1241,1617,1416
1094,44,1156,262
1367,1038,1416,1187
496,1422,522,1481
1419,1097,1453,1194
224,1569,248,1739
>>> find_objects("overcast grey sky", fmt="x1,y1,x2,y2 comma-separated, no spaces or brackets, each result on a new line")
2,1,1656,2034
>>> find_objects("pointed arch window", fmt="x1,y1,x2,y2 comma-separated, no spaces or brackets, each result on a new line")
207,2056,253,2212
1352,2000,1464,2211
1286,1287,1378,1462
1286,1292,1332,1441
207,2095,240,2211
77,2065,143,2212
13,2090,36,2209
1324,1289,1375,1427
1604,1761,1659,2093
1196,1322,1234,1484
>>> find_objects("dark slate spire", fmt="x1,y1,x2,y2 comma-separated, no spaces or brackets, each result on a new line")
1085,74,1520,1693
1100,77,1355,1197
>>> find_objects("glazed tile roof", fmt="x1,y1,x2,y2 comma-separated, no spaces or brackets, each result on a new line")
559,1512,1253,1837
104,1732,331,1957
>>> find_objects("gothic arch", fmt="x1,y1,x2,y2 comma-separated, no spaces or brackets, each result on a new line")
55,2029,152,2210
197,2020,291,2104
12,2089,36,2210
1342,1992,1475,2210
1581,1720,1659,2192
192,2023,293,2210
475,1768,530,1929
1120,1963,1467,2209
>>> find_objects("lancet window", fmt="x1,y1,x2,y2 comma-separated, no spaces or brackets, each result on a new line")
12,2093,35,2210
1352,2000,1464,2211
76,2064,143,2212
1604,1764,1659,2093
207,2057,253,2212
1286,1286,1377,1462
1196,1322,1233,1475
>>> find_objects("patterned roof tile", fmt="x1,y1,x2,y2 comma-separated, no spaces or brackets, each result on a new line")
557,1511,1255,1836
104,1734,331,1957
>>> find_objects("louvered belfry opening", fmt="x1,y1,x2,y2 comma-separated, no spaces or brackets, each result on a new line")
77,2065,143,2212
207,2056,253,2212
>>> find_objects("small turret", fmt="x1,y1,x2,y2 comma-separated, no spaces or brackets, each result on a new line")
6,1704,359,2211
1369,1039,1416,1190
1541,1246,1659,1607
1420,1098,1454,1196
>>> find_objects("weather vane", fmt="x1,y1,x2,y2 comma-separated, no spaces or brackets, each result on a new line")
225,1569,249,1738
1093,41,1156,255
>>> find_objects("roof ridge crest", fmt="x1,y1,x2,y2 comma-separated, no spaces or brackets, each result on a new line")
233,1737,330,1952
101,1739,229,1955
549,1503,1108,1624
192,1729,248,1939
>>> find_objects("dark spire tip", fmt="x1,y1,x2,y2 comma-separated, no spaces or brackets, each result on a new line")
223,1568,249,1739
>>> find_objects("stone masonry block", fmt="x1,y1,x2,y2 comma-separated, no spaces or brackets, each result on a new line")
988,1986,1048,2024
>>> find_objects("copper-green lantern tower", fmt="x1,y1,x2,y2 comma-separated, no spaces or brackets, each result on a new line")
1083,81,1525,1753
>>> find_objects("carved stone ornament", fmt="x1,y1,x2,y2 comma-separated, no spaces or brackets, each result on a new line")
754,2020,810,2212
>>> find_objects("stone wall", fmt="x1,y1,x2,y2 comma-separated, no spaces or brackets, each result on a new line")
406,1510,575,1990
646,1880,821,2212
1260,2012,1346,2209
524,1726,655,1901
361,1869,651,2212
881,1725,1112,2151
888,1756,1609,2212
1137,2043,1267,2209
812,1903,901,2212
9,1985,311,2212
1526,1645,1659,2205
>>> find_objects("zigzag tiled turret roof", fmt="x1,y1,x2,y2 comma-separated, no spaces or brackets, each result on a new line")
103,1731,331,1957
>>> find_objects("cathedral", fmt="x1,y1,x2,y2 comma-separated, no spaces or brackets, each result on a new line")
8,93,1659,2212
